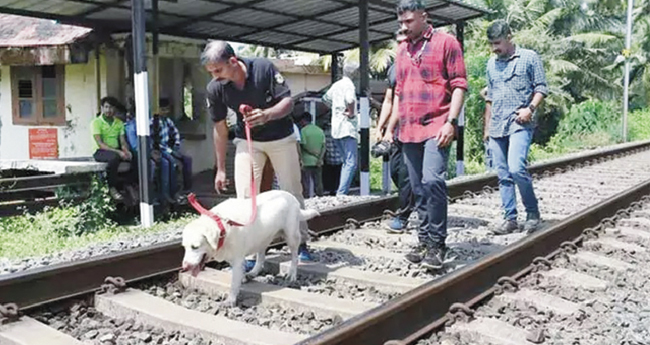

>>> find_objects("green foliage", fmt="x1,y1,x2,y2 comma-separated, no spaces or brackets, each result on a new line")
463,51,491,164
527,99,624,160
628,108,650,141
549,99,622,148
1,176,117,238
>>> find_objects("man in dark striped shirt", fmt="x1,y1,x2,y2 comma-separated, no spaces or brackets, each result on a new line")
385,0,467,270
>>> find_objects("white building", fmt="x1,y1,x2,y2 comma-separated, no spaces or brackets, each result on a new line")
0,14,331,176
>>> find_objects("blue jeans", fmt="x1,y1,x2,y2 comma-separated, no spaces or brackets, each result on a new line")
335,136,358,195
158,152,175,201
489,129,539,221
403,138,449,247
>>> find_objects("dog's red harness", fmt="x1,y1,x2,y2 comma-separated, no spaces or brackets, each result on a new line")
186,104,259,250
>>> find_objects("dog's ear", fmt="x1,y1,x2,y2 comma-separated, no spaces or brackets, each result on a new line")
202,218,225,251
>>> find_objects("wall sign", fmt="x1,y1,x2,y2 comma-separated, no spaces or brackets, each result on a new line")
28,128,58,159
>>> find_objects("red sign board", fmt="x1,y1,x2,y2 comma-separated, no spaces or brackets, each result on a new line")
29,128,59,159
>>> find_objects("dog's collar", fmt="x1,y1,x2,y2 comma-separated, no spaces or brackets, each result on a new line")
187,193,243,250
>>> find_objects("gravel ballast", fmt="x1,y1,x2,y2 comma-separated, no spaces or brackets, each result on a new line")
33,303,214,345
0,195,379,276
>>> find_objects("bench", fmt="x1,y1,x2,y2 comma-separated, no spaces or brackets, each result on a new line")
0,158,130,218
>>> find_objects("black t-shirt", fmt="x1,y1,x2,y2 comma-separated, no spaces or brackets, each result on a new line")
387,63,396,90
207,57,293,142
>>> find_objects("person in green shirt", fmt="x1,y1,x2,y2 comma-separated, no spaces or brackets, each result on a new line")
296,112,326,197
91,96,136,201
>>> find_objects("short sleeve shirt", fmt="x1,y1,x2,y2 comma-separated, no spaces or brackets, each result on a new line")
207,57,292,142
323,76,357,140
91,115,124,151
300,124,326,167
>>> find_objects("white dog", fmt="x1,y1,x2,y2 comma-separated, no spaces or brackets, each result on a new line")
181,190,320,306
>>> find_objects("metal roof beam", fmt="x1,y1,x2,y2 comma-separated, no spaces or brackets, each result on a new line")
289,14,402,47
156,27,330,55
164,0,363,33
228,2,359,40
163,0,267,32
74,0,128,18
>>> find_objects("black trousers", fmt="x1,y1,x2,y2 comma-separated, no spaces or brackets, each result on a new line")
322,163,342,196
389,140,415,221
93,149,137,188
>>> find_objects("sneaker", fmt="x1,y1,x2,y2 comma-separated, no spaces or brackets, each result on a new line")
421,244,447,270
298,243,313,262
108,187,124,201
492,219,518,235
386,217,406,234
405,243,428,264
244,259,256,273
524,215,541,233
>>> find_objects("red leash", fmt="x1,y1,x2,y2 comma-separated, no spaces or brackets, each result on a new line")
238,104,258,226
186,104,258,243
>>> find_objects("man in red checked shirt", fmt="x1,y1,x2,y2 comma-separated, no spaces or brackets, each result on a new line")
384,0,467,270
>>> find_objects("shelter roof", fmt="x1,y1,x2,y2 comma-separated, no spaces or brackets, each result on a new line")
0,0,487,54
0,13,92,47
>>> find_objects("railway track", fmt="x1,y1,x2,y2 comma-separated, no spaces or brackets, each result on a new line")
0,140,649,345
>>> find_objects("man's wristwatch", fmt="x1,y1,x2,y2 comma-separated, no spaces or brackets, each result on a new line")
528,103,536,112
447,117,458,126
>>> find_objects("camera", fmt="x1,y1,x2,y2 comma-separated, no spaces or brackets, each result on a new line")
371,141,392,158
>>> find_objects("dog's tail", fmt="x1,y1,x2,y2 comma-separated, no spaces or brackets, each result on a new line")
300,209,320,221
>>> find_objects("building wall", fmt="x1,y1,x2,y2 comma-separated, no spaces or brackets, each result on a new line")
0,54,104,160
284,72,330,94
0,37,330,176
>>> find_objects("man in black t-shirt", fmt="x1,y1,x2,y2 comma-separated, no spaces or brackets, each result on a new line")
202,41,312,261
375,30,414,234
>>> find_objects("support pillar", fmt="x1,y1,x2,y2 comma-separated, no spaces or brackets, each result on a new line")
455,21,465,177
359,0,370,196
331,53,339,84
131,0,154,227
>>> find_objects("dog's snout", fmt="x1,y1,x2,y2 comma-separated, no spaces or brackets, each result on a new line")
181,261,190,272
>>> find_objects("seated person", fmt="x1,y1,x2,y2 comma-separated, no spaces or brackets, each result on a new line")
296,112,326,197
91,96,137,202
152,98,193,203
124,106,162,205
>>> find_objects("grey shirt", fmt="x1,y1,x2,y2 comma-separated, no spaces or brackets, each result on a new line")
486,47,548,138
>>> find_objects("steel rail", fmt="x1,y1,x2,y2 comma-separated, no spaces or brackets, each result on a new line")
0,140,648,314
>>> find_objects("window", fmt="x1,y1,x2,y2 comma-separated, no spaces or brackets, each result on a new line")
11,65,65,126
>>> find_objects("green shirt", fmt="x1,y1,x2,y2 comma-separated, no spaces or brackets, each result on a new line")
91,115,125,151
300,124,326,167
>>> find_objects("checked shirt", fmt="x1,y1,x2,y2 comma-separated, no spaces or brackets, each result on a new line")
394,26,468,143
